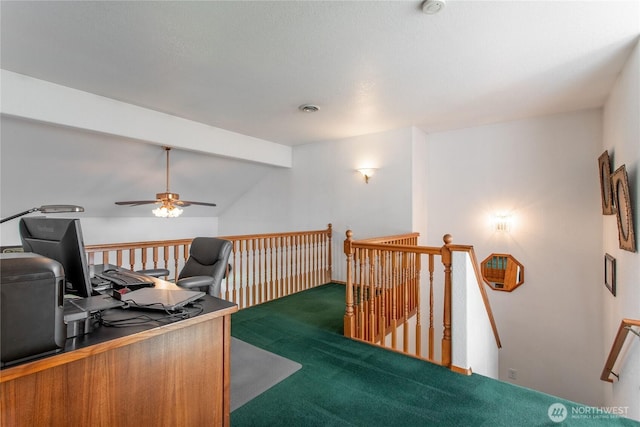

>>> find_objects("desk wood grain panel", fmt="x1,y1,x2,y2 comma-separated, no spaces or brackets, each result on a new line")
1,316,230,427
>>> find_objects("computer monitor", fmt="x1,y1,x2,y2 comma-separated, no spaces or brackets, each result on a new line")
19,217,92,298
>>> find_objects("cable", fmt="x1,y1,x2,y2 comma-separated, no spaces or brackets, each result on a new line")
96,302,204,328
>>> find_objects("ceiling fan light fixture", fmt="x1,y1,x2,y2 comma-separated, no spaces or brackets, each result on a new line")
115,146,217,216
152,204,183,218
422,0,446,14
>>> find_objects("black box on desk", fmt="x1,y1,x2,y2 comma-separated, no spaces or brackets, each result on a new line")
1,253,66,367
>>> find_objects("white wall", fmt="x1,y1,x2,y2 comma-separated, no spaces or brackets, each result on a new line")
412,127,430,245
426,109,605,407
0,115,273,247
602,40,640,421
1,216,218,247
451,251,499,379
219,127,416,281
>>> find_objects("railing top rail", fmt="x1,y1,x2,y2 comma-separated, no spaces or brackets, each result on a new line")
349,241,442,256
356,232,420,244
452,245,502,348
85,225,333,252
601,318,640,382
219,226,332,242
86,239,192,252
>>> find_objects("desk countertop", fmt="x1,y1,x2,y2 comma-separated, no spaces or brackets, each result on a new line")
1,291,237,382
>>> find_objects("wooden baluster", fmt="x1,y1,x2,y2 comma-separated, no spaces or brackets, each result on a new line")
231,241,238,304
116,250,123,268
267,237,273,302
141,248,148,271
403,252,409,353
390,250,398,349
320,232,325,284
262,237,267,301
343,231,355,338
308,234,313,288
314,233,320,287
129,248,135,271
429,253,435,361
415,253,422,358
311,233,315,288
441,234,453,368
287,235,291,294
260,238,266,302
304,234,309,290
253,238,259,305
369,249,376,343
357,248,365,340
282,236,288,296
247,239,253,307
294,235,300,293
153,247,159,270
275,237,281,299
293,234,297,293
307,234,312,289
327,224,333,283
379,251,386,346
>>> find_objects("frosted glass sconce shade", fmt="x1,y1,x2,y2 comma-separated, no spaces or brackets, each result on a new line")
357,168,376,184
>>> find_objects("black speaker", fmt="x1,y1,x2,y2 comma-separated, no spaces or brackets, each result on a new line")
1,253,66,367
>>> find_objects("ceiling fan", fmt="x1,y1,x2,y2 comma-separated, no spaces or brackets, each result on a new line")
115,146,217,217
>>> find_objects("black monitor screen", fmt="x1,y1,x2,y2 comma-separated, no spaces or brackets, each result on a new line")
19,217,92,298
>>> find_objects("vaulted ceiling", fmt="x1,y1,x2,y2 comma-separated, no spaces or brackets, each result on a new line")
1,1,638,221
2,1,638,146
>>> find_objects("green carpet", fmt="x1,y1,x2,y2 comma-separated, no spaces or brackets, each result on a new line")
231,284,638,426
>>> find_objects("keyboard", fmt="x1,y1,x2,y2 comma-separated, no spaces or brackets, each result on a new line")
95,269,155,290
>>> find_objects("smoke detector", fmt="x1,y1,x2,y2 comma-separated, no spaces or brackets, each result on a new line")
299,104,320,113
422,0,446,14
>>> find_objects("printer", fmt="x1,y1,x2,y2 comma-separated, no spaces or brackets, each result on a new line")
0,253,66,367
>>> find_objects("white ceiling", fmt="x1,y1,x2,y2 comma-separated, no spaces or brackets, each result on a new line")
2,1,638,146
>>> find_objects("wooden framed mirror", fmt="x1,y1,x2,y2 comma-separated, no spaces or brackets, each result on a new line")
611,165,636,252
598,151,615,215
481,254,524,292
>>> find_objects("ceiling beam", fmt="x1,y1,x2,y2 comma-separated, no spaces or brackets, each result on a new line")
0,70,292,168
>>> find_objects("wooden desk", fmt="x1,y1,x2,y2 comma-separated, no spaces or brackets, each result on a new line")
1,277,238,427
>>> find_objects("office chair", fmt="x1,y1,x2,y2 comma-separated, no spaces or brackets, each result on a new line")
139,237,232,298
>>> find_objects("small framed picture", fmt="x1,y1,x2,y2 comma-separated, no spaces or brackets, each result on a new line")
604,253,616,296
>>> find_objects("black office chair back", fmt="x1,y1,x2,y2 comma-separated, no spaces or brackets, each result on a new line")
178,237,232,296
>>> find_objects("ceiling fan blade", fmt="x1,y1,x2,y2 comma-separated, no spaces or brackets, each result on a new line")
180,201,218,207
115,200,158,206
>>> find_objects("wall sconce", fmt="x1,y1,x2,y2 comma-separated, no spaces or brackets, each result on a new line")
357,168,377,184
493,214,513,232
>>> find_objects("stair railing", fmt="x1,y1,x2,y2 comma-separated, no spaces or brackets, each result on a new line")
85,224,333,310
344,231,500,370
601,318,640,382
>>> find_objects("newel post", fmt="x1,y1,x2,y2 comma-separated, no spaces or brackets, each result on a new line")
344,230,355,338
441,234,453,368
327,223,333,282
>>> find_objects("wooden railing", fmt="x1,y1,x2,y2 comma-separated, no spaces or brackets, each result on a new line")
601,318,640,382
85,224,333,310
343,231,500,369
447,244,502,349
